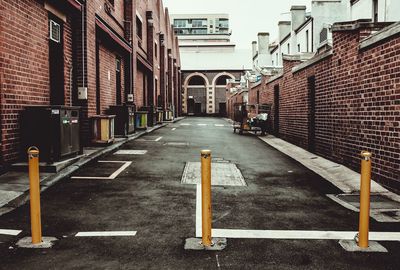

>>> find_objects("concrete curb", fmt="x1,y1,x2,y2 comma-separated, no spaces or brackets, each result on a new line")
0,123,169,216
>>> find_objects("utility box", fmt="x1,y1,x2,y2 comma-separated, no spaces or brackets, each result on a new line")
21,106,81,162
140,106,156,127
90,115,115,144
108,104,136,137
165,110,174,121
156,108,163,124
135,111,147,130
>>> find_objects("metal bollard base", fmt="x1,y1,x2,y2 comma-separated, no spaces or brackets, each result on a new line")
16,236,58,249
184,237,227,251
339,239,387,253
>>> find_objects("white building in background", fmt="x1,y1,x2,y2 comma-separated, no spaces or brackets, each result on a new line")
171,14,252,116
252,0,400,74
351,0,400,22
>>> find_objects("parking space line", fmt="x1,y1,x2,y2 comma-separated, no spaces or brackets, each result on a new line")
180,123,191,126
196,184,202,238
75,231,137,237
108,161,132,179
194,184,400,241
172,128,176,131
215,124,225,127
0,229,22,236
197,124,207,126
211,229,400,241
114,150,147,155
155,136,162,142
71,161,132,180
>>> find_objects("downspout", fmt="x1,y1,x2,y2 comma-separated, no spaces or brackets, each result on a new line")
81,3,85,89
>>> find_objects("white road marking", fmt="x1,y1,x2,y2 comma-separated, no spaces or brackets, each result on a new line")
215,124,225,127
75,231,137,237
71,161,132,180
114,150,147,155
194,184,400,241
197,124,207,126
0,229,22,236
108,162,132,179
155,136,162,142
196,184,202,237
172,128,176,131
211,229,400,241
180,123,191,126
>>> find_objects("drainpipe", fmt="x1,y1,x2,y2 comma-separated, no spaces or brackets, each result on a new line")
81,4,85,90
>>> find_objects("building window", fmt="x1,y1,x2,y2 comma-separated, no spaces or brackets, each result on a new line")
136,16,142,40
297,44,300,52
192,29,207,35
155,42,158,59
174,19,187,28
287,43,290,54
373,0,378,22
192,19,207,28
217,18,229,28
306,30,309,52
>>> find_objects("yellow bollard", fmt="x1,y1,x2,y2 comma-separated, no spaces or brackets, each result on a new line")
28,147,42,244
358,151,372,248
201,150,212,247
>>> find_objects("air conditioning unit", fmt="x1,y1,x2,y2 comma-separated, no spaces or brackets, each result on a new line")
49,20,61,43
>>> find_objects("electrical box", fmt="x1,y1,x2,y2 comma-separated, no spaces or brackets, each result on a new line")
127,93,134,103
21,106,81,162
108,105,136,137
78,87,88,100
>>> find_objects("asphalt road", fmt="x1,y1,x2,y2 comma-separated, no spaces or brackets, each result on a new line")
0,117,399,269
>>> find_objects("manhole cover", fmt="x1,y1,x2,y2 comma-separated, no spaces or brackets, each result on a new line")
181,162,246,186
336,194,400,210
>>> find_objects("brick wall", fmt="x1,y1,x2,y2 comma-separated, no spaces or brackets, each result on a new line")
0,0,76,162
242,22,400,190
0,0,182,166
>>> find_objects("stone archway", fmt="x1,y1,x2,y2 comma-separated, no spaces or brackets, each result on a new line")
212,72,236,115
184,73,210,115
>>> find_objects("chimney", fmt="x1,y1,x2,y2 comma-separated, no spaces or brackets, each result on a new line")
252,41,257,58
278,21,291,42
257,32,271,68
290,6,306,31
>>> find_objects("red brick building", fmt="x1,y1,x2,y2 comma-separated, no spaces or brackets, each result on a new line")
0,0,181,169
231,21,400,191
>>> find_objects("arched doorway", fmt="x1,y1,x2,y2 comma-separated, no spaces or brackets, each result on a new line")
187,75,207,115
213,73,235,116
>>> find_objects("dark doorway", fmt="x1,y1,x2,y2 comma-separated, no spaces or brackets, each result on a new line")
116,57,122,105
308,76,316,152
219,103,227,117
273,85,280,136
49,14,65,105
187,98,195,115
194,103,201,114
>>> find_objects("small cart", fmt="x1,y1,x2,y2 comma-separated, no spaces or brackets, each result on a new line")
232,103,262,135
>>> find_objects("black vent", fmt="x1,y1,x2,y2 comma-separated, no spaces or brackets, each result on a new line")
50,20,61,43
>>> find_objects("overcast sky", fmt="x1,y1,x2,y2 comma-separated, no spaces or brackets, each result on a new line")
163,0,311,49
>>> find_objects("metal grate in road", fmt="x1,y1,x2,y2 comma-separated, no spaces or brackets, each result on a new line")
181,161,246,186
